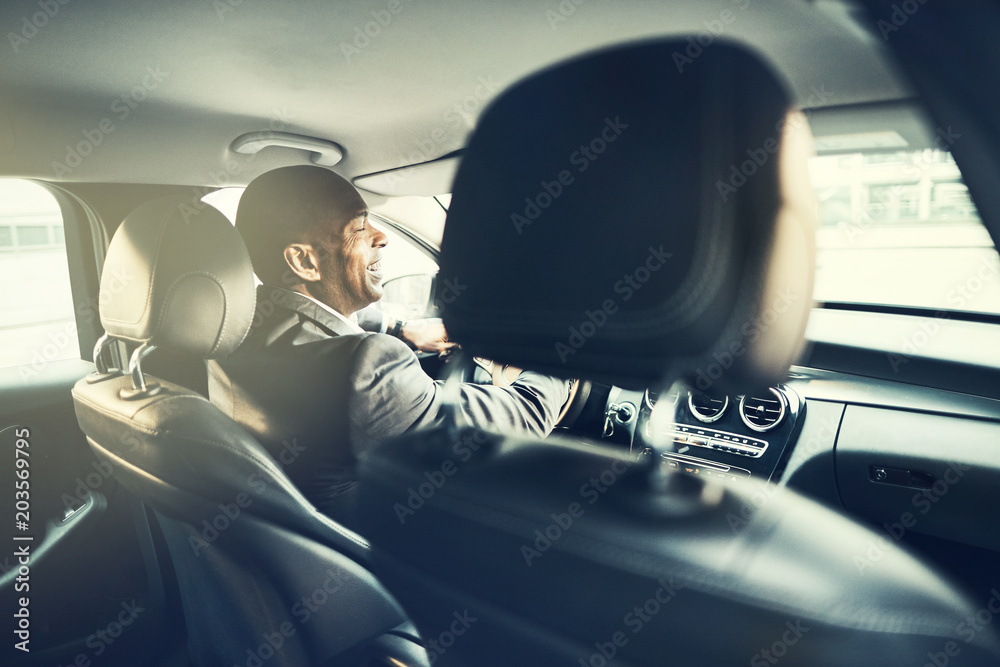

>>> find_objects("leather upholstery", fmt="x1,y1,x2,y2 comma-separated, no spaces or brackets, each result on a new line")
361,429,1000,666
72,375,413,666
73,374,369,559
356,38,1000,666
72,197,429,666
440,40,816,393
99,196,256,358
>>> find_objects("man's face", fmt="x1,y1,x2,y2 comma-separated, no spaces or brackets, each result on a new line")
313,200,388,316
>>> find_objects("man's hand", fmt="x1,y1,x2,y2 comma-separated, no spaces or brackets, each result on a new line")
400,318,457,355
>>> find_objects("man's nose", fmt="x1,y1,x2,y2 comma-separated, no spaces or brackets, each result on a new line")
371,224,388,248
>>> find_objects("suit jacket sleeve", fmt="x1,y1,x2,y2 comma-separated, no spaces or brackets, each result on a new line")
347,333,570,454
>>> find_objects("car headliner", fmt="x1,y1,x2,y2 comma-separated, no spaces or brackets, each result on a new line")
0,0,908,191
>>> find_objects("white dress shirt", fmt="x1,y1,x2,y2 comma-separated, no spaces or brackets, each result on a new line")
297,292,365,334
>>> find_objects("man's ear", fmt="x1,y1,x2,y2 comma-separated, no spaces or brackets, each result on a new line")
283,243,322,283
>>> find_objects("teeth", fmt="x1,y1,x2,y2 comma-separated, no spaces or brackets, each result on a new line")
368,261,382,272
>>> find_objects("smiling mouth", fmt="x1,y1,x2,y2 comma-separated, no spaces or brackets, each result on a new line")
367,259,383,279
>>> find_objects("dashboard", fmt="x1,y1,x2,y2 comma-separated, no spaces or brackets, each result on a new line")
461,350,1000,561
453,349,1000,589
579,365,1000,559
598,384,805,482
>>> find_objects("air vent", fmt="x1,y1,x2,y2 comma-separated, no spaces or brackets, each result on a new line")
643,387,680,412
739,389,787,432
644,388,659,411
687,392,729,423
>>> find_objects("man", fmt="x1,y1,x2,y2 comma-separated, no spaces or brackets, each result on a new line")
209,165,570,527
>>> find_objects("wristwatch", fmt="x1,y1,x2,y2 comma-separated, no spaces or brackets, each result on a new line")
389,319,406,339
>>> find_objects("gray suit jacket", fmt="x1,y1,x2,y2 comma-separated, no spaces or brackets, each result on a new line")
209,285,569,526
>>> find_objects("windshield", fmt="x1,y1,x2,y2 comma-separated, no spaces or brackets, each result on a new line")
810,148,1000,316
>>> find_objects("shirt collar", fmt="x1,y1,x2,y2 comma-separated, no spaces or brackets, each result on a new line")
295,292,365,334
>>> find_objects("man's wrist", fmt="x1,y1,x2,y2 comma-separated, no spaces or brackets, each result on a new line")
389,318,406,339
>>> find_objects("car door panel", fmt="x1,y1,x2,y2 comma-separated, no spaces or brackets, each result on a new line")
0,358,186,666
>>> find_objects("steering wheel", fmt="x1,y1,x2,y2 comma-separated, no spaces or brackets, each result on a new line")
472,357,586,427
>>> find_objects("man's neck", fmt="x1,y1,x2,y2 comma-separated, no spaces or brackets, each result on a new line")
285,286,363,332
290,284,355,319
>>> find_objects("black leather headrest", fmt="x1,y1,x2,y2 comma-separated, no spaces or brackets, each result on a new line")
100,196,256,358
440,40,817,392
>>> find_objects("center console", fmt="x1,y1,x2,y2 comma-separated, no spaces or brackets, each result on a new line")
602,384,805,482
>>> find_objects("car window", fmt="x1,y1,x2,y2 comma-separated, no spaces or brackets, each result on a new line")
0,179,79,373
810,148,1000,316
370,194,449,247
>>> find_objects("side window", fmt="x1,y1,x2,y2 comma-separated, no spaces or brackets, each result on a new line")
810,148,1000,315
374,223,440,322
0,180,80,374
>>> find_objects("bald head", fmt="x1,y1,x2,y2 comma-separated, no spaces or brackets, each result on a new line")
237,165,367,287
